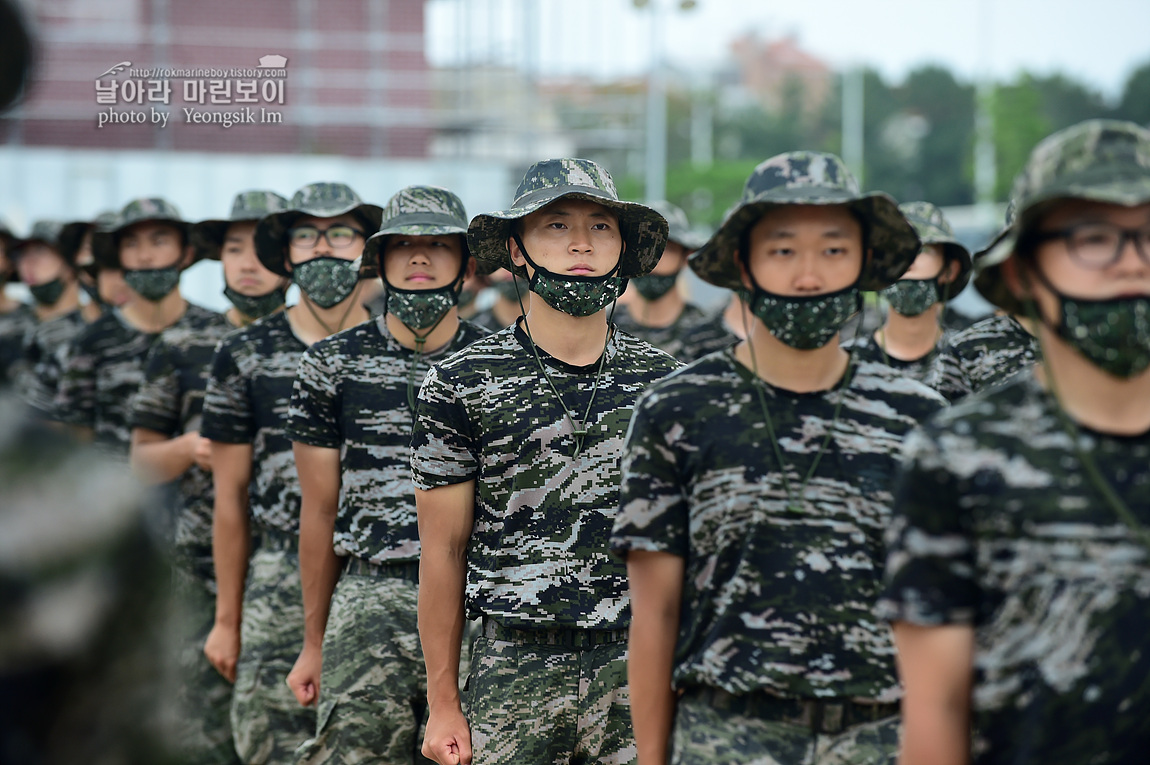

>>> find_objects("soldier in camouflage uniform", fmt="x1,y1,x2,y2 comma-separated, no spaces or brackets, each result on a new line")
675,290,745,362
286,185,489,764
931,201,1040,400
614,200,711,359
0,218,36,388
841,201,972,402
411,158,680,765
6,220,88,417
127,189,288,765
611,151,946,765
880,120,1150,765
201,182,382,765
52,197,219,456
0,390,181,765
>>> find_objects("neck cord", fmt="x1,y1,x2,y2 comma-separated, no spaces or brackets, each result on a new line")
301,281,363,337
403,309,453,416
742,305,855,513
512,269,612,458
1022,295,1150,551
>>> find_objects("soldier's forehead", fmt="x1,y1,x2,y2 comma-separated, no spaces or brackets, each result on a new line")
294,213,361,227
532,198,619,219
121,220,182,237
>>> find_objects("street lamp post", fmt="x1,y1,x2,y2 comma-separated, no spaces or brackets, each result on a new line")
635,0,698,203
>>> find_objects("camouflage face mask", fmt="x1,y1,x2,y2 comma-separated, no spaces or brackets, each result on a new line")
123,265,181,302
224,285,285,320
514,235,624,318
630,273,679,301
748,282,861,350
1054,294,1150,378
29,278,66,306
386,283,458,330
292,256,361,309
881,278,939,317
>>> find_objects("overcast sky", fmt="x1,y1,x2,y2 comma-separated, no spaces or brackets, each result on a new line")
427,0,1150,99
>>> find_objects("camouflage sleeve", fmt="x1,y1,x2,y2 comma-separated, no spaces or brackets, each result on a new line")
286,345,340,449
128,339,181,436
52,335,96,427
933,345,972,402
876,426,978,627
410,364,478,489
201,339,254,444
610,388,689,558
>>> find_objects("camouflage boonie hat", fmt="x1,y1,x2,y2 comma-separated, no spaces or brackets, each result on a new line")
6,221,66,282
467,158,669,279
974,119,1150,313
898,201,973,297
192,190,289,262
91,198,191,269
648,200,707,251
364,185,490,274
689,151,920,292
254,182,384,277
10,220,65,253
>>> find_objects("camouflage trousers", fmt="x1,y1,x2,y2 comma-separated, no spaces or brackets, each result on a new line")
296,561,433,765
169,567,242,764
231,542,315,764
672,689,900,765
465,622,636,765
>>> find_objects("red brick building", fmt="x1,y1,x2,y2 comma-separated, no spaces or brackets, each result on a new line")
6,0,432,157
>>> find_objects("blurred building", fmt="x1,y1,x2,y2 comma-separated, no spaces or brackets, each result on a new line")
727,34,832,116
8,0,432,157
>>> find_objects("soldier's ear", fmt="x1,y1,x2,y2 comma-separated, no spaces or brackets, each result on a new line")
508,236,526,268
1001,256,1030,299
736,249,755,292
463,256,478,281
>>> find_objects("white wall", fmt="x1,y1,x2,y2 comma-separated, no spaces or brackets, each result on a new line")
0,146,514,310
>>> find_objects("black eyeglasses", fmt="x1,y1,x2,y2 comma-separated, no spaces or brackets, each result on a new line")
287,224,365,249
1031,222,1150,270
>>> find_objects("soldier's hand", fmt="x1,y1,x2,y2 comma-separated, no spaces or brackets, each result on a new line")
423,704,472,765
192,434,213,472
287,644,321,706
204,621,240,683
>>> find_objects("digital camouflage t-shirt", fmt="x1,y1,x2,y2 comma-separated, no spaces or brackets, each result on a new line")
933,314,1039,402
411,323,680,630
613,302,708,361
19,309,87,417
878,374,1150,765
288,317,488,564
201,311,307,535
676,304,741,363
611,348,946,701
130,310,238,588
54,304,221,455
842,332,958,403
0,303,35,387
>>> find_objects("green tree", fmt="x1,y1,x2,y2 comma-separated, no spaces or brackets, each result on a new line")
993,74,1052,199
1115,61,1150,125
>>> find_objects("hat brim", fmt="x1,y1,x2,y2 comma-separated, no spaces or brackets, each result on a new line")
467,189,668,279
255,203,384,277
688,189,921,292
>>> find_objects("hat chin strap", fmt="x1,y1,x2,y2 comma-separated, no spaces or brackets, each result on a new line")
512,233,623,286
